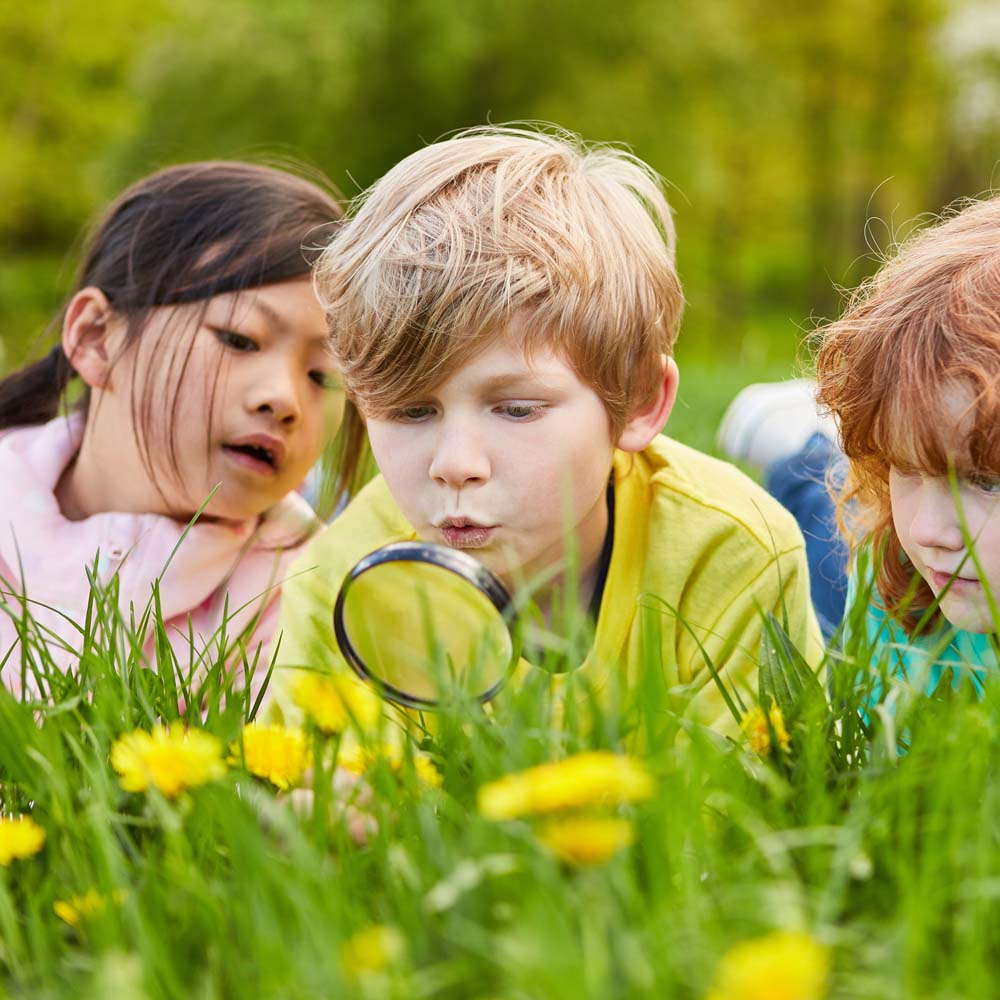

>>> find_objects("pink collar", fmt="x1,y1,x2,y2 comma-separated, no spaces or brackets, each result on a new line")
0,414,317,620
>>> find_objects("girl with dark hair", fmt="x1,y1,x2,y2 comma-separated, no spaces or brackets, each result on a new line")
0,160,364,696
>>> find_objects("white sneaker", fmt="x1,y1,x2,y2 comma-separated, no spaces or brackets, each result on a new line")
716,379,838,473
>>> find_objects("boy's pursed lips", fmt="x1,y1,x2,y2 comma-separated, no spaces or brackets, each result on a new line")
435,516,497,549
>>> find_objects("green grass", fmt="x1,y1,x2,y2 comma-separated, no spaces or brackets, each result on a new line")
0,544,998,999
669,335,813,461
0,254,71,375
0,305,948,1000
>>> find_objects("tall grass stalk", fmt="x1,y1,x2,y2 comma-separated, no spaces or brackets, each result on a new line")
0,553,998,998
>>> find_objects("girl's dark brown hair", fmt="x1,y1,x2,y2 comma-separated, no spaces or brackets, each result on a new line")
0,160,368,509
815,195,1000,634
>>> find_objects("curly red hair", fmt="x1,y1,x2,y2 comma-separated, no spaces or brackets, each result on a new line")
815,196,1000,634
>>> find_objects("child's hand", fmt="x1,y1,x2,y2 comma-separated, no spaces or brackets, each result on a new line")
285,767,378,845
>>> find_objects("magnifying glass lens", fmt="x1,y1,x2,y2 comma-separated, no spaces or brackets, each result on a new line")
335,547,514,707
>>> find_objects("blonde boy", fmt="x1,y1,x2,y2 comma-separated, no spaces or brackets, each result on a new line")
278,126,822,734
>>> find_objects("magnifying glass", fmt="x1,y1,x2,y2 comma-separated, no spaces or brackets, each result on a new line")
333,541,518,709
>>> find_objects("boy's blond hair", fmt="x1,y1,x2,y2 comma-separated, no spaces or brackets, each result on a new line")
314,125,684,436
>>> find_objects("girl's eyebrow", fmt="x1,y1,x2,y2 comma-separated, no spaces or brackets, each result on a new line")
250,299,289,334
243,297,330,346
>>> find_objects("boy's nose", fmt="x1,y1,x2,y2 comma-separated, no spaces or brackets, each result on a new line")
428,423,490,488
909,484,964,551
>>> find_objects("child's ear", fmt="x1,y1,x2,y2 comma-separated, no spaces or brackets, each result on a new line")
616,355,679,453
62,288,125,390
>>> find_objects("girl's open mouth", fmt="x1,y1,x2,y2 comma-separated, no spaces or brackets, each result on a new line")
223,443,279,475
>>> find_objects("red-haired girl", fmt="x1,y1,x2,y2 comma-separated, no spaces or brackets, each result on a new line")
816,196,1000,684
723,196,1000,687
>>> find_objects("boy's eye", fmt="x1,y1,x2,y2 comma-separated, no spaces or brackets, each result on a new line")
394,405,435,422
497,403,543,420
216,329,257,352
309,370,341,391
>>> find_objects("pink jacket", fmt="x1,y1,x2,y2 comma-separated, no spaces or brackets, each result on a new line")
0,414,320,699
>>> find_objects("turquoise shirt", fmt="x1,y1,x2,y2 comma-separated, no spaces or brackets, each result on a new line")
846,567,996,696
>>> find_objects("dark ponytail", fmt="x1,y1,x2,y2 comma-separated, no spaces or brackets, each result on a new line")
0,345,75,431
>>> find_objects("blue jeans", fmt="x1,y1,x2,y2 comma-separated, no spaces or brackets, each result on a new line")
766,433,848,639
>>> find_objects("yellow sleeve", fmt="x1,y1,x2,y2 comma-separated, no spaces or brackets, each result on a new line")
264,540,345,723
264,474,416,723
274,540,343,672
680,542,823,737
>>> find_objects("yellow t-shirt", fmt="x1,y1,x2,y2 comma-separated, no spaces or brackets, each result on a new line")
272,435,823,737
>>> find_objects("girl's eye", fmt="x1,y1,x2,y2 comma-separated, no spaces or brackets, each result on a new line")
309,370,341,390
497,403,543,420
216,329,257,352
967,473,1000,496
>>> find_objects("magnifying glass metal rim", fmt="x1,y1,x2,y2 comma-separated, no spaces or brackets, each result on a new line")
333,540,516,709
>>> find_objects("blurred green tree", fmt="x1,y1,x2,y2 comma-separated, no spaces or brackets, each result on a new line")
0,0,166,246
0,0,992,372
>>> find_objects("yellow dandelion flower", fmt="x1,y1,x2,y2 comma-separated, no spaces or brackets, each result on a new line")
338,743,443,787
478,751,654,821
292,672,381,735
341,923,406,977
0,816,46,865
232,723,309,790
537,815,636,865
336,745,370,776
54,888,126,927
706,930,830,1000
54,888,106,927
741,704,791,756
110,725,226,798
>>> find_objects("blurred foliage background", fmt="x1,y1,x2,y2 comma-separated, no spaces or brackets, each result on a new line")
4,0,1000,429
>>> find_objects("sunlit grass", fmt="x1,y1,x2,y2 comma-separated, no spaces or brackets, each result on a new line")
0,551,998,998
